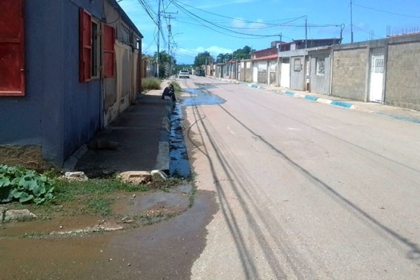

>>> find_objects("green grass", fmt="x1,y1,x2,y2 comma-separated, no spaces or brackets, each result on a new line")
53,178,150,203
142,77,161,90
87,197,113,216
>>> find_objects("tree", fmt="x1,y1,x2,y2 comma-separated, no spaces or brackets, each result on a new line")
152,51,175,78
193,51,213,67
216,53,225,63
232,45,254,60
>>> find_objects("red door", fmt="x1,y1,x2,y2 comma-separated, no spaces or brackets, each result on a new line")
0,0,25,96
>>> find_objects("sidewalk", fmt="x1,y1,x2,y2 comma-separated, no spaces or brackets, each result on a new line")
67,89,172,176
216,77,420,125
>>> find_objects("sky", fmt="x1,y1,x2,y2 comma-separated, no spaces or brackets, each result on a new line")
118,0,420,64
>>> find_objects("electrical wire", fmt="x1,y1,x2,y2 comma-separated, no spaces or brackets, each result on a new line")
172,1,282,38
354,3,420,18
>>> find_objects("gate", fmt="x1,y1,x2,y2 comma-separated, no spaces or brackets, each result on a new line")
369,48,385,102
280,59,290,88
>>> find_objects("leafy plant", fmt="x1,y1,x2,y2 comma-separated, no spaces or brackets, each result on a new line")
142,77,161,90
0,165,55,205
170,81,182,94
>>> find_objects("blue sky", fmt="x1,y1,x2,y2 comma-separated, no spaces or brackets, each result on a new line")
119,0,420,64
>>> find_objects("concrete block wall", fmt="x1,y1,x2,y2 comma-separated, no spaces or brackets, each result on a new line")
385,41,420,111
331,48,368,101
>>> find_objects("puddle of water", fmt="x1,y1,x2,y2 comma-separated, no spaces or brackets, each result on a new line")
169,88,225,178
181,88,225,107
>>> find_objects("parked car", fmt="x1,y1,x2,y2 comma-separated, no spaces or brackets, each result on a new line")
178,70,190,78
195,69,205,76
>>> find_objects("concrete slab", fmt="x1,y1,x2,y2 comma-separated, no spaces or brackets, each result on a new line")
72,91,172,176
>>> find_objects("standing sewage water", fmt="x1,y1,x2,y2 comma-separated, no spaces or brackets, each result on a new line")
169,86,225,177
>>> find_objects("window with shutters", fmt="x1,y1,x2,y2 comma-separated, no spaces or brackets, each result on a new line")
103,24,115,78
80,9,116,82
79,9,104,82
91,19,100,78
79,9,92,82
0,0,25,96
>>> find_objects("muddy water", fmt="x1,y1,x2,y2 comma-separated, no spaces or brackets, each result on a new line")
92,190,217,280
0,191,217,279
0,233,113,279
169,86,225,178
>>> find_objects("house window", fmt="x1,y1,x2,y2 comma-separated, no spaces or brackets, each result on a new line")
91,20,100,78
0,0,25,96
103,24,116,78
316,58,325,76
293,58,302,71
80,9,107,82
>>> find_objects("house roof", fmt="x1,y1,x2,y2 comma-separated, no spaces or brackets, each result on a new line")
107,0,144,38
253,54,278,61
293,38,341,42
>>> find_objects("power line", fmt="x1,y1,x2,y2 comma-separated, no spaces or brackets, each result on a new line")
172,1,282,38
354,3,420,18
174,0,306,26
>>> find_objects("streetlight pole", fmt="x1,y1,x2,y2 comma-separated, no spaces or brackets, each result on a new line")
156,0,161,77
350,0,354,43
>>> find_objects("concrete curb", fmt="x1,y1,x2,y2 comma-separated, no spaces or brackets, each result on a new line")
275,89,356,109
155,100,174,171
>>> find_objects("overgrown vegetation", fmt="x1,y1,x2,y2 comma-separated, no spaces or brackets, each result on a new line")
170,81,182,94
142,77,161,90
0,165,55,205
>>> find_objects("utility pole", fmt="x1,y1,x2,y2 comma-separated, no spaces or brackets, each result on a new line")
156,0,161,78
163,12,177,77
340,24,345,43
350,0,354,43
305,16,308,48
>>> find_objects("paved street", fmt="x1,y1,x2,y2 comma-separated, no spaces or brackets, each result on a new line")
180,76,420,279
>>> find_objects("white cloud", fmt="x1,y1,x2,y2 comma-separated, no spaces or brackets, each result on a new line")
196,46,234,56
232,18,247,29
249,19,267,30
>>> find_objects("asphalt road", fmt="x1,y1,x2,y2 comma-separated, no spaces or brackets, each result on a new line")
180,76,420,279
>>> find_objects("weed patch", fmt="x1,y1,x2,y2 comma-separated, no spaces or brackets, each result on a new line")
87,197,113,216
142,77,161,90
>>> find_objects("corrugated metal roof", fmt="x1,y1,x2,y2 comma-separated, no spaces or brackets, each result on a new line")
106,0,143,38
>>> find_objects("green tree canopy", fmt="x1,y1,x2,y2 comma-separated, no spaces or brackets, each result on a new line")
153,51,174,64
232,45,254,60
193,51,213,67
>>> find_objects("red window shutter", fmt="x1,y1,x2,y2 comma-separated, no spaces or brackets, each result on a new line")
103,24,116,78
79,9,92,82
0,0,25,96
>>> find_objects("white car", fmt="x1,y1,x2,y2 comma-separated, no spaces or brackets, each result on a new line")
178,70,190,78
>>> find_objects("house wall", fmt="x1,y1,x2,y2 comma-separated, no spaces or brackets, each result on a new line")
254,61,267,84
309,51,331,95
103,1,141,126
331,47,368,101
0,0,103,167
62,0,102,161
385,40,420,110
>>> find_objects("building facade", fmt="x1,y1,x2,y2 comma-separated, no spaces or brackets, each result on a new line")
0,0,143,169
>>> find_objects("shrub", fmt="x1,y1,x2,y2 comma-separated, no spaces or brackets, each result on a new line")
0,165,55,205
170,81,182,94
142,77,161,90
